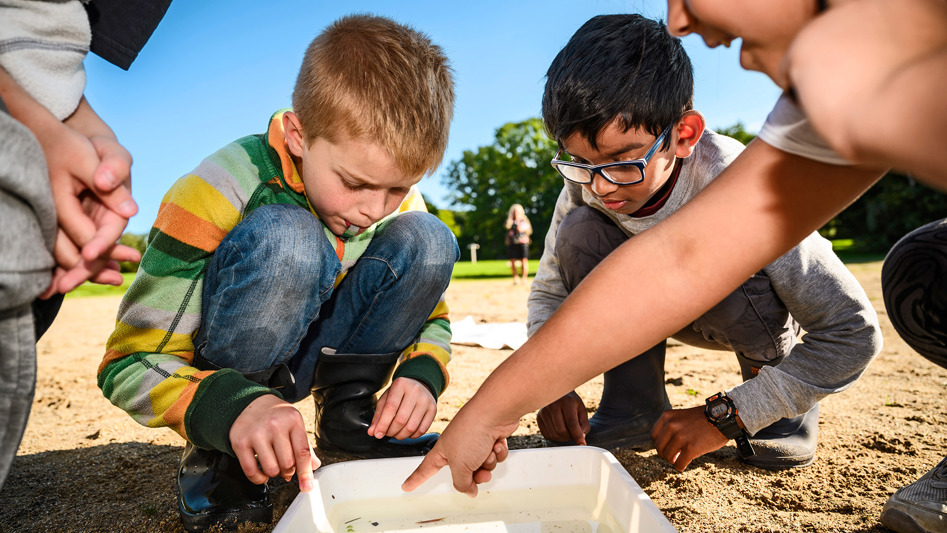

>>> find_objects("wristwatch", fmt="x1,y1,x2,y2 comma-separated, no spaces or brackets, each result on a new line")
704,392,755,459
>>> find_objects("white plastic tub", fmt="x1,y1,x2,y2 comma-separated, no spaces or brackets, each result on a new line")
273,446,677,533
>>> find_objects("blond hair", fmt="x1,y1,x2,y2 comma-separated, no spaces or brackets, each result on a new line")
292,14,455,178
506,204,530,229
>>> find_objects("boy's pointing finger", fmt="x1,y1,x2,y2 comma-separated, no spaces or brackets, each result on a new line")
293,427,318,492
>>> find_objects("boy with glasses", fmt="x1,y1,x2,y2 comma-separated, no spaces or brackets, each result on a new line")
526,13,882,471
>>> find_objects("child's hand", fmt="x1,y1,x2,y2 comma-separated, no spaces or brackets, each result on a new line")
650,405,728,472
63,97,134,198
402,399,517,497
229,395,321,492
368,377,436,441
22,95,140,294
0,70,141,294
40,195,141,297
49,98,138,266
536,391,589,445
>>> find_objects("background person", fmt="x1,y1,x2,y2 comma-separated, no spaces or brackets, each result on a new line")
505,203,533,284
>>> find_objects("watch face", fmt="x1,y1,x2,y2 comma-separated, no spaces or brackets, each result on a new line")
709,401,729,420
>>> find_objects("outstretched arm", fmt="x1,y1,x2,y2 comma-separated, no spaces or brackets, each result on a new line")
405,139,883,495
786,0,947,186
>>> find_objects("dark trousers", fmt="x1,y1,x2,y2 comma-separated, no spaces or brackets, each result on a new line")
555,206,800,364
882,218,947,370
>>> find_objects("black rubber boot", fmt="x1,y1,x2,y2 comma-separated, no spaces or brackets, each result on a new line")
312,348,438,458
737,354,818,469
177,443,272,532
586,342,670,450
177,360,294,532
546,342,670,451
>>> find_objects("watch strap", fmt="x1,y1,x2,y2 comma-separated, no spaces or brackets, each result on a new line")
734,433,755,459
705,393,756,459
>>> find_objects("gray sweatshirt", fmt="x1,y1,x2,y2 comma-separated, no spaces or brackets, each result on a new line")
527,130,883,435
0,0,91,120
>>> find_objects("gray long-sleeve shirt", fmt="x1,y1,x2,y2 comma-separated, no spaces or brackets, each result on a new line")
527,130,883,434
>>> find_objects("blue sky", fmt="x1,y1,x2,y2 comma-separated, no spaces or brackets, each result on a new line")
82,0,782,234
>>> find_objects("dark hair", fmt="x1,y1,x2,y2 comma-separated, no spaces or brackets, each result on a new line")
542,14,693,151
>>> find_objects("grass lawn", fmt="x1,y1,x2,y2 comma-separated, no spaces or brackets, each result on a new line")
63,261,540,299
830,238,886,263
450,259,540,279
65,272,137,299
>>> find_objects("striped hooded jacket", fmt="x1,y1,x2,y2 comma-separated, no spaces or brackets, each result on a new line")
99,110,452,454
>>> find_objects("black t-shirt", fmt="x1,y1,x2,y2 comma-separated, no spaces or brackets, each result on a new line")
84,0,172,70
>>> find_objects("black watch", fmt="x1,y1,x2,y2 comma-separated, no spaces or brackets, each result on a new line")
704,392,755,459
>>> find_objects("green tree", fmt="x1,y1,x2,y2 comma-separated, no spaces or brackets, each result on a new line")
715,121,947,253
715,121,757,145
422,195,461,238
822,172,947,252
442,118,562,260
118,233,148,273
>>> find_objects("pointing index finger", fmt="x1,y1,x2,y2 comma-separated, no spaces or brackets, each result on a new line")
402,450,448,493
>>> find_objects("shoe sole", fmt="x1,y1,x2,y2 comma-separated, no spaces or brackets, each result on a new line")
179,505,272,533
315,437,435,459
741,451,815,470
880,505,938,533
543,436,654,452
587,434,655,451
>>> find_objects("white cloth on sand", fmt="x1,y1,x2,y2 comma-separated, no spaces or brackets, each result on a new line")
450,315,527,350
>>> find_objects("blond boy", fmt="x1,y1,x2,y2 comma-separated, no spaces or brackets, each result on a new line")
101,15,457,531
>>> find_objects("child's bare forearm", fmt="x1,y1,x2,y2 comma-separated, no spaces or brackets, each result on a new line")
0,66,63,140
64,97,118,144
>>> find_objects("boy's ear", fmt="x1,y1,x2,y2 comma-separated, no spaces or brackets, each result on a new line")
673,110,706,159
282,111,305,158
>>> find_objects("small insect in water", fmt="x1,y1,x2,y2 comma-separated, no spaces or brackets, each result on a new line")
416,517,447,524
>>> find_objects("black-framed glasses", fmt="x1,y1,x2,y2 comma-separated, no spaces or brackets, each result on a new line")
550,125,673,186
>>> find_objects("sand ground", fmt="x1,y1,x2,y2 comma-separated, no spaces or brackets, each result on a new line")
1,260,945,532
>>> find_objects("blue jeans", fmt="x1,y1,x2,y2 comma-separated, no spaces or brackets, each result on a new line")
193,204,459,402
